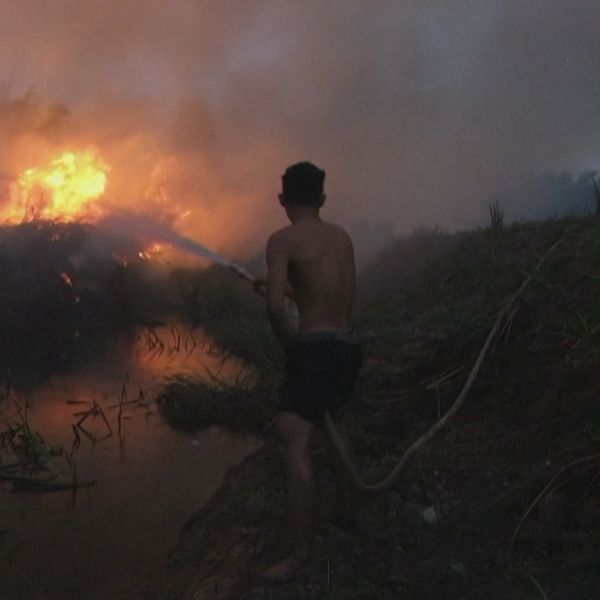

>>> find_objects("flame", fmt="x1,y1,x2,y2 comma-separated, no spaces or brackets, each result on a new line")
4,150,109,222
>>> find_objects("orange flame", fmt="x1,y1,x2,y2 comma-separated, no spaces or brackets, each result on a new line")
4,150,109,222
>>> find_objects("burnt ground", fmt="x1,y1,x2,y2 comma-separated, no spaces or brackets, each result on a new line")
144,217,600,600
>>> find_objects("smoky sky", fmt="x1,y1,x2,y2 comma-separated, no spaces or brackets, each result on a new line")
1,1,599,259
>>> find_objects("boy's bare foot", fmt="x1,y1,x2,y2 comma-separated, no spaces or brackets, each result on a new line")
260,555,311,582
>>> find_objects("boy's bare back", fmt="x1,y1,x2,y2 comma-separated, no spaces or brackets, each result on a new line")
260,162,363,582
267,219,356,334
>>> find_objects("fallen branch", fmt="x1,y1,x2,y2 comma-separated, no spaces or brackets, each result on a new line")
425,364,466,391
0,462,25,472
75,401,113,442
0,474,53,483
11,479,96,494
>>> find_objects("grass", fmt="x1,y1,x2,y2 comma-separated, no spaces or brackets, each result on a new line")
591,174,600,215
0,387,99,492
156,265,285,433
0,387,55,469
156,371,273,435
489,200,505,230
171,264,283,383
360,217,600,343
144,213,600,599
528,574,550,600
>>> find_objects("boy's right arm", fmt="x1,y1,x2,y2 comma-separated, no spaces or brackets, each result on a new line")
266,233,295,345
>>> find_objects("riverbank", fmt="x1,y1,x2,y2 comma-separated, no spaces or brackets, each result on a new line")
147,216,600,599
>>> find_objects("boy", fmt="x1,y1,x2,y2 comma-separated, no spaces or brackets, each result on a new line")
261,161,362,580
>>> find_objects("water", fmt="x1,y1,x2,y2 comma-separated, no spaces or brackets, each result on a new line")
0,327,259,599
98,211,257,282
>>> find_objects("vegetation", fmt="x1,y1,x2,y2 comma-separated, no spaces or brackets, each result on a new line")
0,393,56,469
488,199,505,230
148,214,600,599
169,264,283,387
0,385,98,493
592,174,600,215
0,221,172,385
157,265,284,433
156,372,270,435
2,209,600,597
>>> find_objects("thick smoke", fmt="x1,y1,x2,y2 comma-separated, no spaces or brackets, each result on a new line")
1,1,599,263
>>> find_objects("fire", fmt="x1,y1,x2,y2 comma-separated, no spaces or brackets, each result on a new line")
138,243,162,260
4,150,109,222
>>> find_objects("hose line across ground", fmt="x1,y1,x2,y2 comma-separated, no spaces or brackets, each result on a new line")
321,238,563,492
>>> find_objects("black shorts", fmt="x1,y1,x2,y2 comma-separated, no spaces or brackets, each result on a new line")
279,331,363,423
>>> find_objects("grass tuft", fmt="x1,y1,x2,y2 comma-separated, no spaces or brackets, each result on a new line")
489,200,505,231
591,174,600,215
156,371,274,435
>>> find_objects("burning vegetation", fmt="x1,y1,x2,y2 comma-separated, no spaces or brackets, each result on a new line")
3,150,109,223
0,147,248,384
0,220,164,384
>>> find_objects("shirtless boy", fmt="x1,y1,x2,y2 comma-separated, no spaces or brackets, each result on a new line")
261,161,362,580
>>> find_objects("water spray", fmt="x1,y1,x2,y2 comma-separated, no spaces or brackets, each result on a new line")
98,211,260,285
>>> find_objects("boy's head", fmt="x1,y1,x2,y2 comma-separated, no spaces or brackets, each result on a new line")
280,161,326,208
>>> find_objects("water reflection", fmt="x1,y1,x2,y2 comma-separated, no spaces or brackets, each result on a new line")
0,326,259,599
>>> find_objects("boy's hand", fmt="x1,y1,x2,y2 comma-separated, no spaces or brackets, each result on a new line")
253,278,295,300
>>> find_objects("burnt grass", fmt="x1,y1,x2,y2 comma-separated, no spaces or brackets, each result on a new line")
146,216,600,600
0,221,210,386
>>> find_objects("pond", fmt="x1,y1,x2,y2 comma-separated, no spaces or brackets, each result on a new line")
0,327,259,599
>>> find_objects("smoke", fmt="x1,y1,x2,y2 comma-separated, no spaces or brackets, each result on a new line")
1,1,599,262
488,170,598,223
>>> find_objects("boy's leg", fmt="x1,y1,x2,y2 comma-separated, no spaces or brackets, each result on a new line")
262,410,315,579
323,411,355,522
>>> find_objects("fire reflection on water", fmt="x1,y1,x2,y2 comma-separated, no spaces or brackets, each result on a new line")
0,326,259,599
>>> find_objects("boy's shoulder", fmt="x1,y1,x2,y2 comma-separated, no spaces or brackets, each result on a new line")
266,226,295,256
268,221,351,248
268,224,294,244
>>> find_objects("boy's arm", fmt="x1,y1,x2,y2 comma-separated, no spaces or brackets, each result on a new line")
266,233,295,345
252,277,295,301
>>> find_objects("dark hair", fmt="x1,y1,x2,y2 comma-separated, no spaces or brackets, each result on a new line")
281,161,325,206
